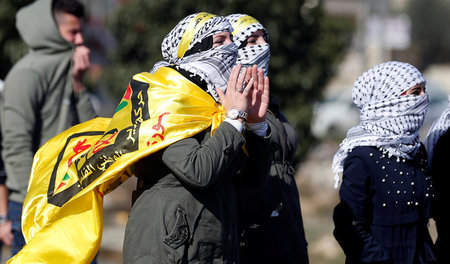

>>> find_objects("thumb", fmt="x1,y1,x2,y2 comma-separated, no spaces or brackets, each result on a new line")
216,87,225,103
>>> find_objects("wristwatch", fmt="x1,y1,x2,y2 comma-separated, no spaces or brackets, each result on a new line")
0,214,7,225
227,108,248,121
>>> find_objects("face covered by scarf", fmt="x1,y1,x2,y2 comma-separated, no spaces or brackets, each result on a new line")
424,95,450,166
151,12,237,101
332,61,429,188
225,14,270,76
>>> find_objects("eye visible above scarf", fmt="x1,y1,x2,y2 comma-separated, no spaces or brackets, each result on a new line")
225,14,268,48
424,95,450,166
225,14,270,76
151,12,237,101
332,61,429,188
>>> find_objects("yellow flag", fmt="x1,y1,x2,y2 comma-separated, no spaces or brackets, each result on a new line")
8,67,225,263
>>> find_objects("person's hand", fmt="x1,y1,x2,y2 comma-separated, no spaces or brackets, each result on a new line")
72,45,90,93
72,45,91,79
247,67,269,123
217,64,254,122
0,220,13,246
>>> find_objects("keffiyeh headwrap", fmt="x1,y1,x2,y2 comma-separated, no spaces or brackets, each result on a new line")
332,61,429,188
225,14,270,76
151,12,238,101
424,95,450,166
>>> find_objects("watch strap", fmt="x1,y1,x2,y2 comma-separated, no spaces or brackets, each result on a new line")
0,214,8,225
227,108,247,121
237,110,248,121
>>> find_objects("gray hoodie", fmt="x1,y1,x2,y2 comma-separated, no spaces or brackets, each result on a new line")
0,0,96,203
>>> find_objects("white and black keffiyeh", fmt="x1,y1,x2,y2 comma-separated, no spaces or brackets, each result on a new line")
236,43,270,77
225,14,270,76
151,12,237,101
424,95,450,165
332,61,429,188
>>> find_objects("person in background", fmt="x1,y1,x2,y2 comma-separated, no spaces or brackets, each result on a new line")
0,0,96,257
123,12,271,263
0,79,13,260
424,96,450,263
225,14,309,264
332,61,436,264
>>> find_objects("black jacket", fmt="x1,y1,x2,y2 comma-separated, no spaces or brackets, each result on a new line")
239,105,309,264
430,129,450,263
334,145,436,264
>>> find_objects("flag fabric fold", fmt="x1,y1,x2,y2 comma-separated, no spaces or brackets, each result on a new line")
8,67,225,263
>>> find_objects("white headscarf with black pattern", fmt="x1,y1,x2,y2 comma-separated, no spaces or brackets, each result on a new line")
151,12,237,101
424,95,450,166
225,14,270,76
332,61,429,188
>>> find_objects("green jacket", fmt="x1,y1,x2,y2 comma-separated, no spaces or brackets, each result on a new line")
0,0,96,203
124,121,271,264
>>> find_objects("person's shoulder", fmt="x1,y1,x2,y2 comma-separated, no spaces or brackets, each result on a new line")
5,53,43,77
347,146,380,159
438,128,450,144
4,63,42,88
343,146,380,171
10,50,68,72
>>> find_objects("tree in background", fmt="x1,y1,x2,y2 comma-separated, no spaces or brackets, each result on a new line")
0,0,33,79
403,0,450,71
0,0,354,164
103,0,354,164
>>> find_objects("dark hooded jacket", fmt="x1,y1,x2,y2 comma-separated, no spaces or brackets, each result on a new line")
0,0,96,203
238,99,309,264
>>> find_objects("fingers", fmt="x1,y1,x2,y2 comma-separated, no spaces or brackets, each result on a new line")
236,66,247,92
216,86,232,111
264,76,270,97
72,45,91,78
251,65,258,86
241,65,252,91
216,87,226,104
247,65,257,94
227,64,242,91
245,65,253,82
3,232,13,246
257,68,265,92
221,64,252,114
242,77,254,97
0,222,13,246
240,67,253,94
74,46,90,65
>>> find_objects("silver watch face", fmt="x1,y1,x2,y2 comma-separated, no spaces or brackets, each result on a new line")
228,108,239,119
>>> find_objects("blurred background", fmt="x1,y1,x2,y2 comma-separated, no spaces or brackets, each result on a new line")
1,0,449,263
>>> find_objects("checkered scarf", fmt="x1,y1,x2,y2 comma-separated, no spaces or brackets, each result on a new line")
332,61,429,188
424,95,450,166
151,13,237,101
225,14,270,76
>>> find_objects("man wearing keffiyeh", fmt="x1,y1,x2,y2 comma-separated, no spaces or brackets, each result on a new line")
332,61,436,263
424,97,450,263
225,14,309,264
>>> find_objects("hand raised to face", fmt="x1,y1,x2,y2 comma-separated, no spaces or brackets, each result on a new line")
217,64,269,124
216,64,254,122
72,45,90,80
247,66,270,123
